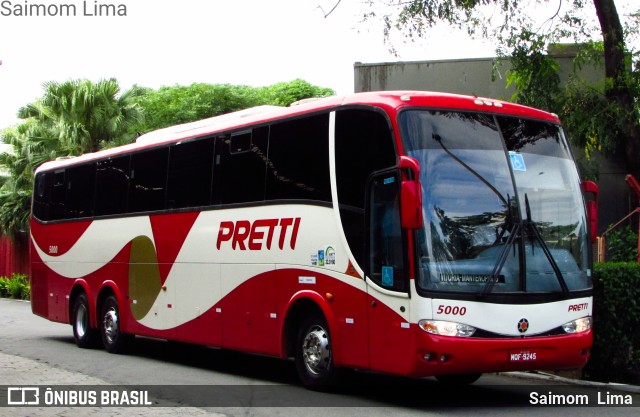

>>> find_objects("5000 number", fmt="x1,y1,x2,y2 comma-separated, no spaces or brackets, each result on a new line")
436,305,467,315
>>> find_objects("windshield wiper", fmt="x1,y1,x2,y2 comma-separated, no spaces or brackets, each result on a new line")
432,133,508,207
481,222,520,296
481,194,570,296
522,194,569,295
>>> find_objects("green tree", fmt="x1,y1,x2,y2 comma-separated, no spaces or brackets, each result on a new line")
0,79,145,239
131,79,334,134
366,0,640,178
0,122,58,240
257,79,334,107
130,83,262,134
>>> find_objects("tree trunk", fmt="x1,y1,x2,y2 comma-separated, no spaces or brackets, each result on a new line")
593,0,640,180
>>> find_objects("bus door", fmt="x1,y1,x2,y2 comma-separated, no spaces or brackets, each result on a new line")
366,170,413,375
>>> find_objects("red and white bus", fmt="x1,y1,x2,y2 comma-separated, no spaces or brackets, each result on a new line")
30,91,597,387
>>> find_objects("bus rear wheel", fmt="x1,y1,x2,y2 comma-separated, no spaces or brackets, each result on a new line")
100,295,133,353
294,314,336,389
72,293,99,348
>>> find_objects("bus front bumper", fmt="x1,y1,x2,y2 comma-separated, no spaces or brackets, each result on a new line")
408,329,592,377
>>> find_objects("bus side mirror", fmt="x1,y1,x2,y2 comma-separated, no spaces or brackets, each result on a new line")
399,156,423,229
581,180,599,243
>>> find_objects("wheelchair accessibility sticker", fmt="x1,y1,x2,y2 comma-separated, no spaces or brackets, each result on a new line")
509,152,526,171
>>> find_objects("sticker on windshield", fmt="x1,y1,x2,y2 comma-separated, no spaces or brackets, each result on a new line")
509,152,526,171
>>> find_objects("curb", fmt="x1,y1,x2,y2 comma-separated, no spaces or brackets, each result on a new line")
503,371,640,394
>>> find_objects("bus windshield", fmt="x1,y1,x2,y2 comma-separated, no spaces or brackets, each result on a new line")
399,110,591,295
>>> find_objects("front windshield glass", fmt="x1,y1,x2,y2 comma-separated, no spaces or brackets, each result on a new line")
400,110,591,295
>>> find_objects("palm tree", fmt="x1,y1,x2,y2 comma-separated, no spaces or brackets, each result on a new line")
18,78,145,154
0,79,145,240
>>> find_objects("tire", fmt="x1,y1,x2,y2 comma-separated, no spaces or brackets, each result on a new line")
435,373,482,386
294,314,337,389
72,293,99,348
100,295,133,353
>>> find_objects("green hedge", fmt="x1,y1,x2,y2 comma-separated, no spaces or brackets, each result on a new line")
0,273,30,300
585,262,640,383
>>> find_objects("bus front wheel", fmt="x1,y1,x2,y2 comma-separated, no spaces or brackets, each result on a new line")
72,293,98,348
294,314,336,389
100,295,133,353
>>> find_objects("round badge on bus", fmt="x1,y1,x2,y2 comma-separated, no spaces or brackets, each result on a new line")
517,318,529,333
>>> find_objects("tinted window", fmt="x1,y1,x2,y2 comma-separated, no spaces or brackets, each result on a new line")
167,138,214,209
66,163,96,218
266,114,331,202
95,156,130,216
50,170,66,220
335,108,396,270
214,127,269,204
129,148,169,213
32,172,52,221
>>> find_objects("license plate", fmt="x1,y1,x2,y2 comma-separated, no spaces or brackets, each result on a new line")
509,350,537,362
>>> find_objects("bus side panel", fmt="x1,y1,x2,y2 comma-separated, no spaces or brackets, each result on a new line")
29,244,71,324
29,245,50,320
367,293,413,375
219,265,278,356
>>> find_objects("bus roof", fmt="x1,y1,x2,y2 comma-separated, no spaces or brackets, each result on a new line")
35,91,559,173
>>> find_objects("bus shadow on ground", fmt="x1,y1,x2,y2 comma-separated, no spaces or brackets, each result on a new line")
47,334,628,408
106,336,547,408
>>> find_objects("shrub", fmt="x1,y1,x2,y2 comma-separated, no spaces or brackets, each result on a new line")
585,262,640,383
605,225,638,262
0,273,30,300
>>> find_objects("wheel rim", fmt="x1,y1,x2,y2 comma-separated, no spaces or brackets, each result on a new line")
301,324,331,375
75,303,88,339
103,307,119,344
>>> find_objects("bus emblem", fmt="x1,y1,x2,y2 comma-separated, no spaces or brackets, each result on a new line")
517,318,529,333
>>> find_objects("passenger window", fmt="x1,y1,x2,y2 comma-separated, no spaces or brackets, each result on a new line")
50,170,66,220
32,172,52,221
335,108,397,271
167,138,214,209
129,148,169,213
95,156,130,216
66,163,96,218
214,127,269,204
266,114,331,202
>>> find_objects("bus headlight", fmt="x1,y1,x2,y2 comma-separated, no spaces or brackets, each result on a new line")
418,320,476,337
562,317,592,334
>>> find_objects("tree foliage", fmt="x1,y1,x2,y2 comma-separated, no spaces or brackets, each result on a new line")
130,79,334,134
0,79,144,239
19,78,145,154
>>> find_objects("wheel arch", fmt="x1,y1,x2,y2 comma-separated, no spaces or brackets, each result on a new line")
280,290,341,365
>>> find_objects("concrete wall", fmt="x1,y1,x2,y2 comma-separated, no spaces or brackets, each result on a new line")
355,57,516,99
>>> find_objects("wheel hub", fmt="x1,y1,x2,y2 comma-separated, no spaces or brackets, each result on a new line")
302,325,331,375
75,304,88,338
103,308,118,344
